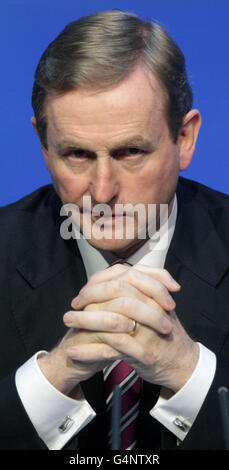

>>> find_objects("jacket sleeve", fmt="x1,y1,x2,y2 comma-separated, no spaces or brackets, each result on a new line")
179,357,229,450
0,371,47,450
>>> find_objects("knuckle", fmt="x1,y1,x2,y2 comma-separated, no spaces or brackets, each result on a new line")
128,296,139,309
123,265,133,276
107,264,125,275
106,312,119,330
148,300,164,316
114,296,137,317
116,296,129,311
89,270,102,282
162,268,169,276
128,267,141,281
146,297,165,316
111,279,126,295
143,351,155,365
156,282,168,296
112,264,123,273
116,279,126,290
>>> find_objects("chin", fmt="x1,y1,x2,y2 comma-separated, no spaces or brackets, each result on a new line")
85,236,148,259
86,236,134,253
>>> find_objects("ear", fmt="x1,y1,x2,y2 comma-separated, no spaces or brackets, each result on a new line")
31,116,38,134
31,116,49,169
178,109,202,171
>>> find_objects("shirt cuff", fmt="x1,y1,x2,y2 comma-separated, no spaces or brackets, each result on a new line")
150,343,217,441
15,352,96,450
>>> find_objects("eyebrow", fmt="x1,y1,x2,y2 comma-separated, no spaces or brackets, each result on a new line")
111,136,156,153
53,135,156,155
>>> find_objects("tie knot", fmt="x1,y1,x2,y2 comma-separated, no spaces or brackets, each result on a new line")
109,259,133,267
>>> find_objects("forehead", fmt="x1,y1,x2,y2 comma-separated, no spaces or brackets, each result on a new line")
45,66,168,145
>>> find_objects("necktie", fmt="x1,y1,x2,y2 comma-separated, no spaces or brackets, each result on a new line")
104,360,142,450
104,259,141,450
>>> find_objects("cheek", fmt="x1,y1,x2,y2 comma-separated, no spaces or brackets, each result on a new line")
126,167,162,196
127,157,179,205
50,164,88,204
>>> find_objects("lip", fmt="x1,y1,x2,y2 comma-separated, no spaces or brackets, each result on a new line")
91,214,125,223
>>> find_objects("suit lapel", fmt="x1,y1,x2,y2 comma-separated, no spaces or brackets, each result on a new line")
168,180,229,285
11,191,87,356
165,179,229,354
141,178,229,449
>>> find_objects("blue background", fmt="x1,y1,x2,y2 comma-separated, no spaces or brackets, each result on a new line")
1,0,228,206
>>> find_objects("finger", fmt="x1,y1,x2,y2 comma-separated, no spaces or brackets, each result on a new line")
72,275,176,312
86,264,129,285
66,342,121,362
97,332,154,365
132,266,181,291
63,309,135,333
86,264,180,292
72,279,149,309
119,269,177,309
84,298,173,334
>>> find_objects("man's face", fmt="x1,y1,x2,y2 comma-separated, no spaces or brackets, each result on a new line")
40,66,197,254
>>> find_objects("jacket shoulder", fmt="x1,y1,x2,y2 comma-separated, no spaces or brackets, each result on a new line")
0,185,61,260
178,177,229,250
0,185,57,215
178,176,229,208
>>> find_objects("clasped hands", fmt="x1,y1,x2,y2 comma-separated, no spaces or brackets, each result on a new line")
58,264,199,395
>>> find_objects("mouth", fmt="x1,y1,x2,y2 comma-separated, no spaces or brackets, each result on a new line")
91,213,126,223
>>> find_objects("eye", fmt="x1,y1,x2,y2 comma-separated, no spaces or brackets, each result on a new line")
115,147,145,159
62,148,94,161
126,148,142,156
66,149,87,158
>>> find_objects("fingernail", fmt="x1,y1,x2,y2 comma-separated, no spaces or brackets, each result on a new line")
63,312,73,324
172,280,181,290
71,296,79,308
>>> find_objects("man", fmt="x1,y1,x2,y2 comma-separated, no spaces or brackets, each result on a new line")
0,10,229,450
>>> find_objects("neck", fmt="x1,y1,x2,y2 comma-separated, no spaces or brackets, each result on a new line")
111,237,149,259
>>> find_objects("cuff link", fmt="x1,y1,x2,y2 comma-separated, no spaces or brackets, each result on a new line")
173,416,190,433
58,416,74,433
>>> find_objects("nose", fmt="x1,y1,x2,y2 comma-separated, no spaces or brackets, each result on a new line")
89,158,119,204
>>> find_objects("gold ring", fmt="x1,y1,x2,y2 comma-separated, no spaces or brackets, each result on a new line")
129,320,137,336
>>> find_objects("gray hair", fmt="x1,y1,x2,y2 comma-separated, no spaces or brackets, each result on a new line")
32,10,193,148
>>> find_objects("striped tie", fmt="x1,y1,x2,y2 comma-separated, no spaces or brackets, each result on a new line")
104,360,142,450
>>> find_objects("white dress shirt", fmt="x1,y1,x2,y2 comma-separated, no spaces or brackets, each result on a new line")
15,196,216,449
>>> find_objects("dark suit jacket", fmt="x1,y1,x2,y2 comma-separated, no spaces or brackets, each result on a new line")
0,177,229,450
